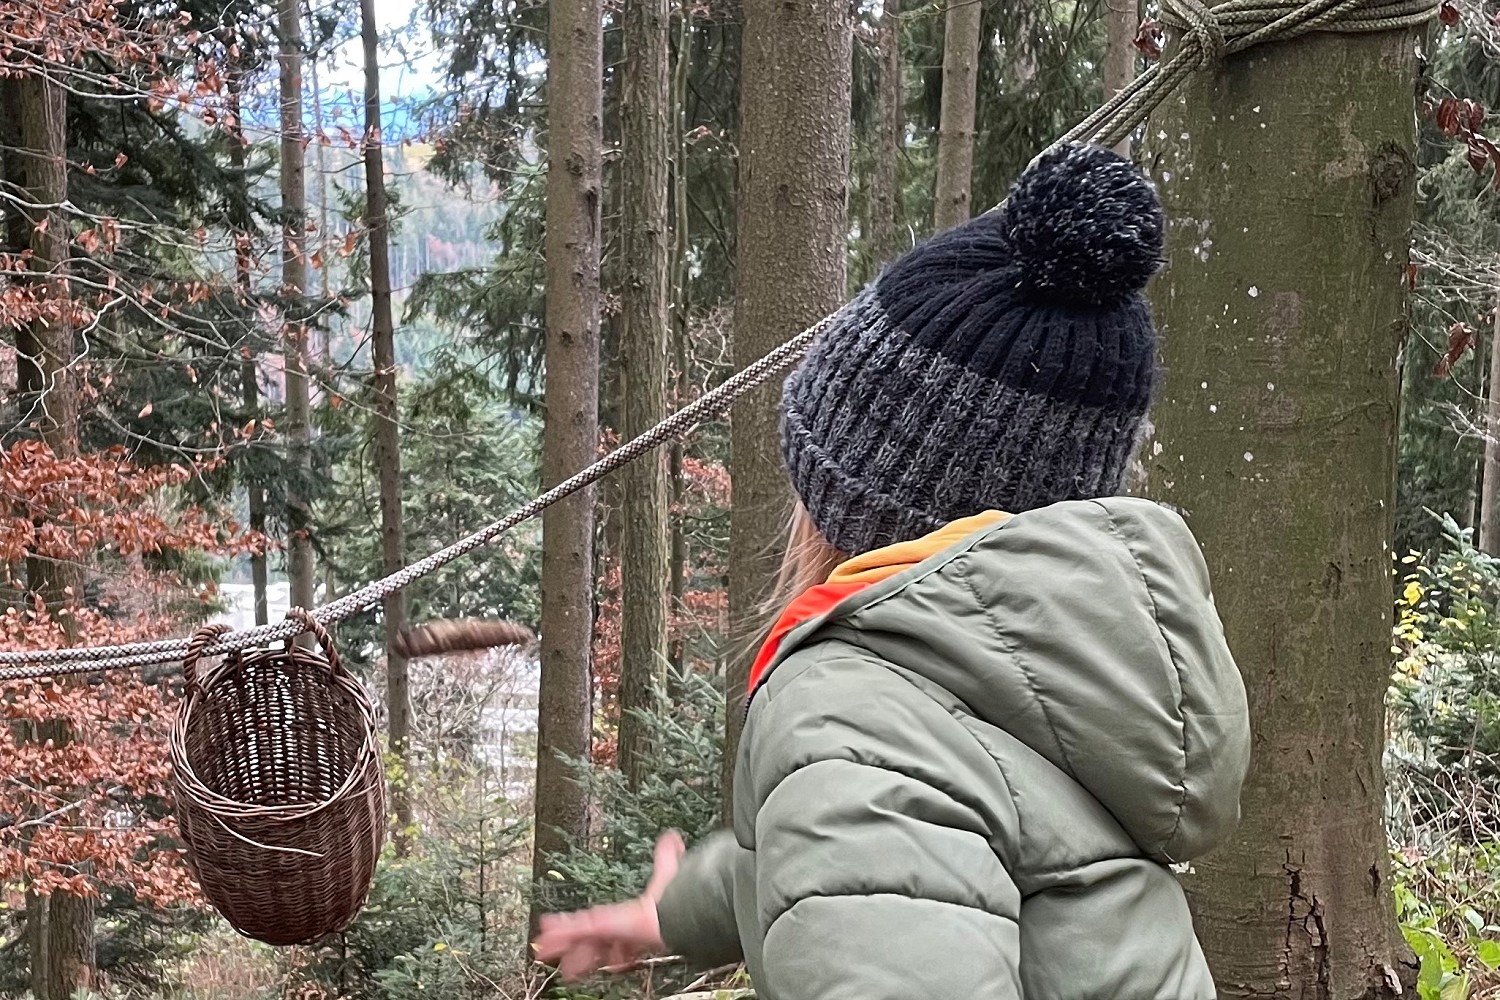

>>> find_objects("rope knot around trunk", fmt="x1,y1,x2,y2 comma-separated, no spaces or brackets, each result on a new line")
1059,0,1438,154
1166,0,1228,69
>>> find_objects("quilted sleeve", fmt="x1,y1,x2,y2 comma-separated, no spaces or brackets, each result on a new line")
656,829,746,970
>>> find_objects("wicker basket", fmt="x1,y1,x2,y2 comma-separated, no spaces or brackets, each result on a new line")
169,609,386,946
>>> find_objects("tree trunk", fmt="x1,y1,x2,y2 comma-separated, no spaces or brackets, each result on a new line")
226,65,271,627
616,0,672,786
18,79,75,456
668,0,692,678
308,10,334,329
27,872,92,1000
1481,263,1500,555
1145,19,1419,999
530,0,601,932
871,0,903,266
279,0,315,619
1103,0,1137,159
726,0,852,803
360,0,412,850
17,72,95,1000
0,82,19,255
932,0,980,232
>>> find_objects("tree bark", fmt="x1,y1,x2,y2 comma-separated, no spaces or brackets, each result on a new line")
616,0,672,786
932,0,981,232
0,82,17,246
1481,260,1500,555
531,0,601,931
1145,19,1419,999
17,72,95,1000
872,0,903,265
279,0,315,619
18,79,75,456
726,0,851,805
308,12,333,324
1103,0,1137,159
668,0,692,678
226,65,271,628
360,0,412,850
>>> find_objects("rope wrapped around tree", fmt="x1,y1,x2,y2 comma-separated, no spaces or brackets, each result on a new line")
0,0,1438,684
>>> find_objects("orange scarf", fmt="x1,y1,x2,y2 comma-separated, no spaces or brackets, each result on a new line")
746,511,1008,694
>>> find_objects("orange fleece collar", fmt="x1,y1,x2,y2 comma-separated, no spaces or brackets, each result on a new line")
746,511,1009,695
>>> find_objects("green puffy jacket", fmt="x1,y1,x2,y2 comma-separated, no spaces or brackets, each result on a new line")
657,497,1251,999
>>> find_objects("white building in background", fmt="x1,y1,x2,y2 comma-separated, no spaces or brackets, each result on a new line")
210,581,292,630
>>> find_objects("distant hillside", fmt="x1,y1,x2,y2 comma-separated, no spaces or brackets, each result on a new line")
236,103,506,375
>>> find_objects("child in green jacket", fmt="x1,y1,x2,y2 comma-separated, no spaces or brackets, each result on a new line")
535,142,1251,1000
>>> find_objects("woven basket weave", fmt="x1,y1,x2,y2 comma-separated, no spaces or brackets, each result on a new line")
169,609,385,946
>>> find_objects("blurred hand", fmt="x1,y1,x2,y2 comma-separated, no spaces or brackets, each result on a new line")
533,830,686,982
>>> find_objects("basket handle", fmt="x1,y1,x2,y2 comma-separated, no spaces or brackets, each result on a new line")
182,622,233,693
284,607,345,677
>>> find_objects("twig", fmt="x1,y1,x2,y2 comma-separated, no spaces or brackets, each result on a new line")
682,963,742,992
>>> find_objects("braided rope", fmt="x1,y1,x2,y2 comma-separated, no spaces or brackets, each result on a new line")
0,0,1438,682
0,318,831,681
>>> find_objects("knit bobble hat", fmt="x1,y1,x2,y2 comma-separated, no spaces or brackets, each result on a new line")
779,141,1165,557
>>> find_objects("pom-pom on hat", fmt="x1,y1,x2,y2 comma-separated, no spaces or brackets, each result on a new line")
780,141,1165,556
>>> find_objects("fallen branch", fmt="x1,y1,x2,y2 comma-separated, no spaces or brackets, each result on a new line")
682,963,744,992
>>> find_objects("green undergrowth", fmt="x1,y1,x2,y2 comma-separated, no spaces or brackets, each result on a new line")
1389,515,1500,999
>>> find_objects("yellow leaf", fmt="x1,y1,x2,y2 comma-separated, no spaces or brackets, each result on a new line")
1403,581,1422,606
433,942,447,952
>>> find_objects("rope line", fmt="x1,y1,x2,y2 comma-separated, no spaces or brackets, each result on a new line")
0,0,1437,682
0,319,831,681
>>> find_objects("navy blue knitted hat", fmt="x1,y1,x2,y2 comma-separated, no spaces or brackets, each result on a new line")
780,142,1165,556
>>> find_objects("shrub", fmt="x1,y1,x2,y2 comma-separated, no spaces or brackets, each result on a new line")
1388,514,1500,998
539,664,727,998
1389,515,1500,843
545,664,724,911
1393,844,1500,1000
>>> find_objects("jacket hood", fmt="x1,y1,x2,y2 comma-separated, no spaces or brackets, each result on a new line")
771,496,1250,864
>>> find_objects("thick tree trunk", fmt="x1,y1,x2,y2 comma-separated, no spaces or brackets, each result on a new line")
279,0,315,618
726,0,851,803
531,0,601,931
1145,19,1420,999
360,0,412,849
616,0,672,785
1103,0,1137,159
17,73,95,1000
872,0,903,265
1480,266,1500,555
932,0,980,231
